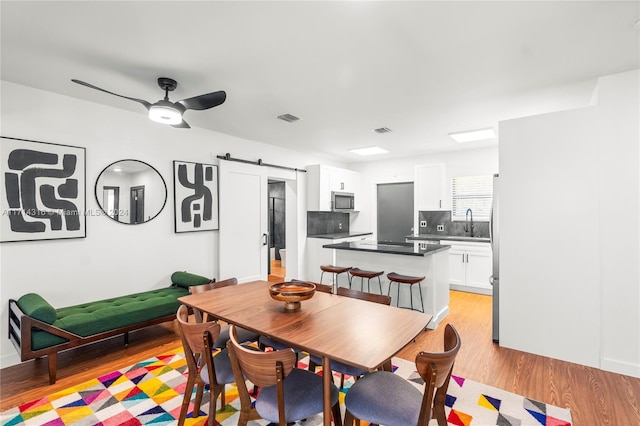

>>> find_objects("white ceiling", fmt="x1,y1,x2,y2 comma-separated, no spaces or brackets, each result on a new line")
1,1,638,162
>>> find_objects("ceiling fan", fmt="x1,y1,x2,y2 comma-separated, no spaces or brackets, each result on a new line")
71,77,226,128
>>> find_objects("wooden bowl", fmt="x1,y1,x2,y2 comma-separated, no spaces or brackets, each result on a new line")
269,281,316,312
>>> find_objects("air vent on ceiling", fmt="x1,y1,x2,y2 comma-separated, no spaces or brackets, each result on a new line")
373,127,392,134
277,113,301,123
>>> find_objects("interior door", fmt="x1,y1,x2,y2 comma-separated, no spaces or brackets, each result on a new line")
130,186,145,224
219,161,268,282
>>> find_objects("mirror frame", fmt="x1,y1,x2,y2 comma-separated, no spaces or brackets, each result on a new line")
94,159,167,225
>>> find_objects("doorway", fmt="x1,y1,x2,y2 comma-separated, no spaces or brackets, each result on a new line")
103,186,120,221
219,161,300,282
377,182,414,242
130,185,145,224
268,180,286,282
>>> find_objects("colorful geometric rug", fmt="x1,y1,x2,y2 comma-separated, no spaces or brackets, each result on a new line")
1,346,572,425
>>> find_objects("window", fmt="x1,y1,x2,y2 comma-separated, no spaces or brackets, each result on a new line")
451,175,493,221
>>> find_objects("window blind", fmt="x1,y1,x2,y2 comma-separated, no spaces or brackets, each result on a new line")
451,175,493,221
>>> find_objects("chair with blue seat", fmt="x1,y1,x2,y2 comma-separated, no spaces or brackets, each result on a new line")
176,304,236,425
190,277,260,348
227,324,343,426
307,286,392,388
343,323,461,426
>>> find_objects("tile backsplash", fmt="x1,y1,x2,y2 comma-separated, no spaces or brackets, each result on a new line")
418,210,489,238
307,211,350,236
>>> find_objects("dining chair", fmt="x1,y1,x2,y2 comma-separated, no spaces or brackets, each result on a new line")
258,280,333,353
190,277,260,348
343,323,461,426
176,304,236,425
307,287,392,388
227,325,343,426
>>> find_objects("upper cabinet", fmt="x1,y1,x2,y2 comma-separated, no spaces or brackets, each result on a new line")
307,164,361,211
414,164,448,211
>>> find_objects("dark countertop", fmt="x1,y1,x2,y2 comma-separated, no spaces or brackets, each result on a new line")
323,241,450,257
308,231,373,240
406,234,490,243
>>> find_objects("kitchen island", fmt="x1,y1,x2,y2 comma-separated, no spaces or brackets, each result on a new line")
322,241,450,329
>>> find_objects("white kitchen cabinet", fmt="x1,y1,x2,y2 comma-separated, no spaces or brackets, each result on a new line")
307,164,361,211
441,241,492,295
414,164,448,211
329,167,358,193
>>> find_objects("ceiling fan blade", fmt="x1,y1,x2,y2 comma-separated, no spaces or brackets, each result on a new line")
177,90,226,111
71,79,152,110
171,119,190,129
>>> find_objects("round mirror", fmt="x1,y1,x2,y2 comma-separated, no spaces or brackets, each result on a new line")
95,159,167,224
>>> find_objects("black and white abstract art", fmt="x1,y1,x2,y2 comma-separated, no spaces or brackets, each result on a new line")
173,161,219,233
1,137,86,242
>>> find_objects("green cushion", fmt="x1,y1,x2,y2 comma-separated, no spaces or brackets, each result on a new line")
17,293,57,324
30,286,190,351
171,271,212,288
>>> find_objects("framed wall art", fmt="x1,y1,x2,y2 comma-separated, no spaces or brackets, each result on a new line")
1,136,86,242
173,160,219,233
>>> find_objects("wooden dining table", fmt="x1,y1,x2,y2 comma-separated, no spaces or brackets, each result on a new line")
178,280,433,426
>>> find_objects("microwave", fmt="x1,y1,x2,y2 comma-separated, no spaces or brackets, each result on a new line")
331,191,355,211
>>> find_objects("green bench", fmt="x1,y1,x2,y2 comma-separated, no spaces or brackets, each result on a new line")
8,271,211,384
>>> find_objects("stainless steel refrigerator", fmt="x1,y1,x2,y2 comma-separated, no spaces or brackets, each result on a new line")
490,173,500,342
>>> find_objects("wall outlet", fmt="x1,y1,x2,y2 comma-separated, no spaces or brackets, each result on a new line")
339,222,342,230
420,220,427,228
437,224,444,232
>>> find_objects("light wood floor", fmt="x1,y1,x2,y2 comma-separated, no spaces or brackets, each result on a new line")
268,259,286,283
1,290,638,425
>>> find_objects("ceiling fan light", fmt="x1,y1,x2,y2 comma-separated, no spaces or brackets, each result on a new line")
149,103,182,125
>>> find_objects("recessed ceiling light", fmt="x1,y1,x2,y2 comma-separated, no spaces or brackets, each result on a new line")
349,146,389,156
372,127,392,134
277,113,301,123
448,127,496,143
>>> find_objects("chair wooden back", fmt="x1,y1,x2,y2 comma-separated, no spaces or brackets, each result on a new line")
337,286,392,305
292,279,333,294
415,323,461,425
227,325,297,425
227,325,296,388
189,277,239,321
190,277,238,294
176,305,221,384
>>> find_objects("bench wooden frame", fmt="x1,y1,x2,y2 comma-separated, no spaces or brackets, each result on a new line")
8,299,178,384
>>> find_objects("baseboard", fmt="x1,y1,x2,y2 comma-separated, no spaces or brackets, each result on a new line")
1,352,21,370
601,357,640,378
427,305,450,330
449,284,492,296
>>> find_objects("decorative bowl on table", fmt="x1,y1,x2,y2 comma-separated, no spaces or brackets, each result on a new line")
269,281,316,312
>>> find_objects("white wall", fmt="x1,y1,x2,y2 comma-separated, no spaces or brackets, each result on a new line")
0,81,327,368
596,70,640,376
499,69,639,377
500,106,601,368
350,147,499,238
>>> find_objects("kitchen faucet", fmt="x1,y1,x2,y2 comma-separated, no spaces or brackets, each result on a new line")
464,208,474,237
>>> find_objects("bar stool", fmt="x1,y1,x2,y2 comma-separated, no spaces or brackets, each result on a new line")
320,264,351,292
387,272,425,312
349,268,384,294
